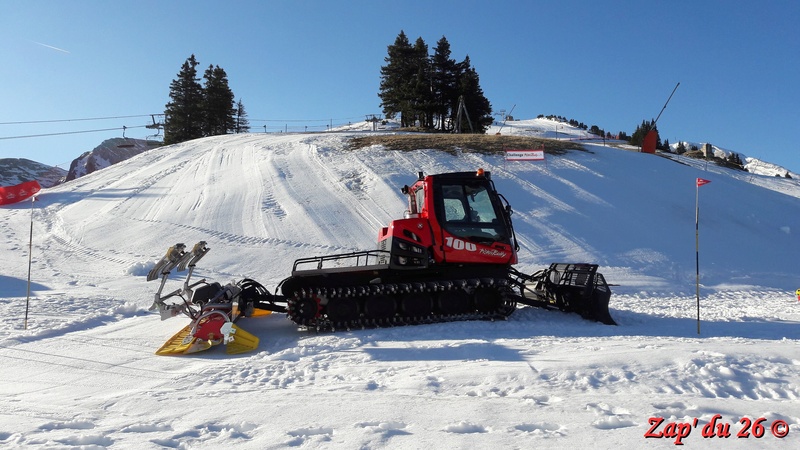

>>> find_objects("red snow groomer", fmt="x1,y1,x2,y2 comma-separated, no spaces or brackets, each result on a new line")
148,170,614,355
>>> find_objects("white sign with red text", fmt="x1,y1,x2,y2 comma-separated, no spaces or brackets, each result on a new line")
505,149,545,161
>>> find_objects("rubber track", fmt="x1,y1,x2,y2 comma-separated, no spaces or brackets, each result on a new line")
285,277,518,331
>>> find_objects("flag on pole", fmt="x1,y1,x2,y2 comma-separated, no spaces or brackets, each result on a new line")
694,177,711,335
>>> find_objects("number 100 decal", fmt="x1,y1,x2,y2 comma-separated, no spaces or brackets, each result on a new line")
445,236,477,251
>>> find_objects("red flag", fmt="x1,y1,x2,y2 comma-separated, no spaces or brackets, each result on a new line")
696,178,711,187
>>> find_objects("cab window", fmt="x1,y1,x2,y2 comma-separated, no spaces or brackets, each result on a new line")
438,182,508,244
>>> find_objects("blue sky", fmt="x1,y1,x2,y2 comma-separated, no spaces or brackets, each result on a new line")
1,0,798,172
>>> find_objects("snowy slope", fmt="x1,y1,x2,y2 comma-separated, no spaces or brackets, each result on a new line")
491,117,799,179
1,131,798,449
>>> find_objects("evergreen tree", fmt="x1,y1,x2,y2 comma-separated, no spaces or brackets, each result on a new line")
379,31,417,127
431,36,459,131
235,99,250,133
725,152,745,170
379,31,493,132
630,119,659,147
410,37,435,129
202,65,236,136
164,55,204,145
455,56,492,133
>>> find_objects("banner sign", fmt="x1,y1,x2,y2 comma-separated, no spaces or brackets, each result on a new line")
0,180,41,206
505,148,545,161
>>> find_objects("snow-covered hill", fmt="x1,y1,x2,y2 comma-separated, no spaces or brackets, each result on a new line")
0,158,66,188
65,137,159,181
490,117,799,179
1,131,798,448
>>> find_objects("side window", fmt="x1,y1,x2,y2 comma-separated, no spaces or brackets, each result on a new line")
415,187,425,215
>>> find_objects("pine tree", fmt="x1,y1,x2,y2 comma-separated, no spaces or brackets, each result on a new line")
234,99,250,133
379,31,417,127
725,152,745,170
379,31,493,132
431,36,459,131
164,55,204,145
455,56,492,133
410,37,434,129
630,119,658,147
202,65,236,136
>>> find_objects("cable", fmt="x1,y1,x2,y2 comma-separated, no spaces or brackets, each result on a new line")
0,112,374,140
0,114,163,126
249,115,367,123
0,125,147,140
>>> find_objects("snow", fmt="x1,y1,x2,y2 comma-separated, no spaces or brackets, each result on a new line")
1,125,799,449
0,158,66,188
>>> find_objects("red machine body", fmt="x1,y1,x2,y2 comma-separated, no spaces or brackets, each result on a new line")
378,170,518,269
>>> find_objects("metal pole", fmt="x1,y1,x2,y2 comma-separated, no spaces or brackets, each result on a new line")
496,104,515,135
24,196,35,330
654,82,680,127
695,183,700,335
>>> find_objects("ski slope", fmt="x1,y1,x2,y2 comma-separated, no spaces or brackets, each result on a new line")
1,129,799,449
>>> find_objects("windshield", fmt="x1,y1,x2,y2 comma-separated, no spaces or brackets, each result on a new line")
437,181,509,244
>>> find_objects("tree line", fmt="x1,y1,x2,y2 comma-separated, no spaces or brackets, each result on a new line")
378,31,493,133
163,54,249,145
162,49,694,157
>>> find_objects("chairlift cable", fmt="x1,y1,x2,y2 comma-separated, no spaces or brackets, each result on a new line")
249,115,364,123
0,114,163,126
0,125,147,140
